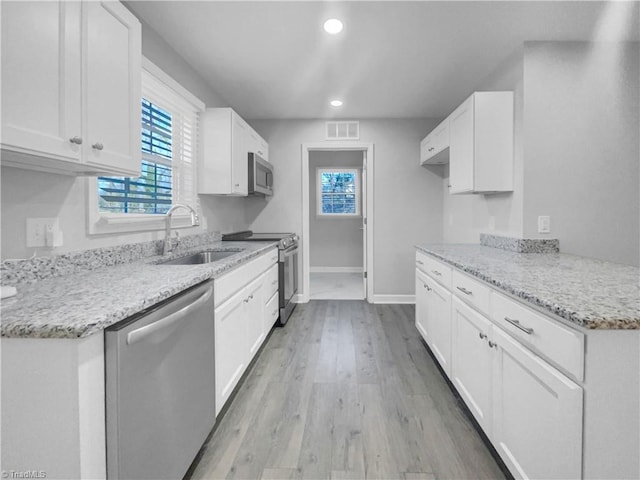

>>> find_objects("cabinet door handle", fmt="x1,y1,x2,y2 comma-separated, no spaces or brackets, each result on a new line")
92,142,104,151
456,286,473,296
234,183,240,187
431,270,442,276
69,136,83,145
488,340,498,349
479,332,487,340
423,283,431,291
504,316,534,335
416,260,424,265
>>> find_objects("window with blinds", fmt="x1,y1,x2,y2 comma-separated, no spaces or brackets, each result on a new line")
97,68,199,216
317,168,360,216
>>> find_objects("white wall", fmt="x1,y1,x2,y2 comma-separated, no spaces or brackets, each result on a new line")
309,151,363,269
247,118,443,297
442,47,525,243
522,41,639,266
440,41,639,266
0,16,245,260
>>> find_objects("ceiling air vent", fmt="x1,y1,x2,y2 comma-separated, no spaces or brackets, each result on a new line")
326,121,359,140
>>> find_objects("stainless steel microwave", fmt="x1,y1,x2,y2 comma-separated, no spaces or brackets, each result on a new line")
248,152,273,196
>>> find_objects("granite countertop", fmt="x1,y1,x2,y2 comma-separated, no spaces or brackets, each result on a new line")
416,244,640,330
1,241,278,339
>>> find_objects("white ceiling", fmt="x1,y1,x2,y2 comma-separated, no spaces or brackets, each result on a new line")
127,1,639,120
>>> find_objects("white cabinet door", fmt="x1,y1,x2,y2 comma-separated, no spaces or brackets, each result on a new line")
264,291,279,332
1,1,82,164
448,92,513,194
231,113,249,195
492,327,583,480
415,269,430,342
420,118,450,165
214,288,248,416
1,0,141,176
84,1,141,176
425,276,452,376
246,276,266,359
449,96,475,193
451,297,493,434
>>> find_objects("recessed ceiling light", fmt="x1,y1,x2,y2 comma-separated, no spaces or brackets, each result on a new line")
323,18,344,35
330,100,343,107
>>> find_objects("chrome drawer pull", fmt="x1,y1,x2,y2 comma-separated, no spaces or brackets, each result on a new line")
504,316,534,335
479,332,487,340
488,340,498,349
69,136,83,145
456,286,473,295
92,142,104,150
431,270,442,276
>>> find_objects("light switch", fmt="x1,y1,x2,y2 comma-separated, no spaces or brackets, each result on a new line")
538,215,551,234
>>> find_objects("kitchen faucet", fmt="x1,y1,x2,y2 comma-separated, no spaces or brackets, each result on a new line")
163,203,199,255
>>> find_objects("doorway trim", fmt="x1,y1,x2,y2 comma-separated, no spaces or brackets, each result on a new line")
300,142,374,303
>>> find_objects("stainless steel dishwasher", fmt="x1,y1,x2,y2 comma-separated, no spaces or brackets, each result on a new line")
105,280,215,480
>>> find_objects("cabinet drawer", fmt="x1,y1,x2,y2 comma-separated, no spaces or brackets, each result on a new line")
214,247,278,307
452,270,490,316
265,290,279,330
490,292,584,381
264,264,279,300
416,251,452,289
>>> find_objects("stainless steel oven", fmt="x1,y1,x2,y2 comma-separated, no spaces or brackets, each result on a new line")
222,231,298,325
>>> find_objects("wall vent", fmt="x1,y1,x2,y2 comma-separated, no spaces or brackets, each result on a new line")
326,121,359,140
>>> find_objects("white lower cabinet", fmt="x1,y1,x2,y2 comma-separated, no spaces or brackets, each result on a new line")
492,327,583,480
425,276,452,376
245,277,266,359
214,282,251,415
415,269,430,341
214,248,278,416
416,250,584,480
451,297,493,433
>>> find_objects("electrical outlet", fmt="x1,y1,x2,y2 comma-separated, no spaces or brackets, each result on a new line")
538,215,551,234
26,218,61,247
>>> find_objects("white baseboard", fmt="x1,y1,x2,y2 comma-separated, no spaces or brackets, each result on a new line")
296,293,415,304
372,294,416,304
309,266,363,273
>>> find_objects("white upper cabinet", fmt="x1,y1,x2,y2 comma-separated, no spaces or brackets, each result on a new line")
1,1,142,177
448,91,514,194
200,107,269,195
420,117,450,165
84,2,142,176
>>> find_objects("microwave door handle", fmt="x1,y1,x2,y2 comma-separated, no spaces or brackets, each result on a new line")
266,171,273,188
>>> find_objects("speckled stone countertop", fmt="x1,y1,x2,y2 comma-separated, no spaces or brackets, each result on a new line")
416,244,640,330
1,241,278,339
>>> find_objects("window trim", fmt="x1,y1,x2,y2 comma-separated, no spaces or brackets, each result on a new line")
316,167,361,217
87,57,205,235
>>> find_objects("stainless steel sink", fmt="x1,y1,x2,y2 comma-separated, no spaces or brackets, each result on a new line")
157,249,243,265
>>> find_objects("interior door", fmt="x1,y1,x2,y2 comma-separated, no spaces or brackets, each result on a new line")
361,150,368,300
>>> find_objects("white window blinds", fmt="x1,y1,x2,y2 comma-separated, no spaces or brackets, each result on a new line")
97,63,202,216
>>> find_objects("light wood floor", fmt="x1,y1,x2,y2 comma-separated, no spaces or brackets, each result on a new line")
310,273,364,300
187,300,506,480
